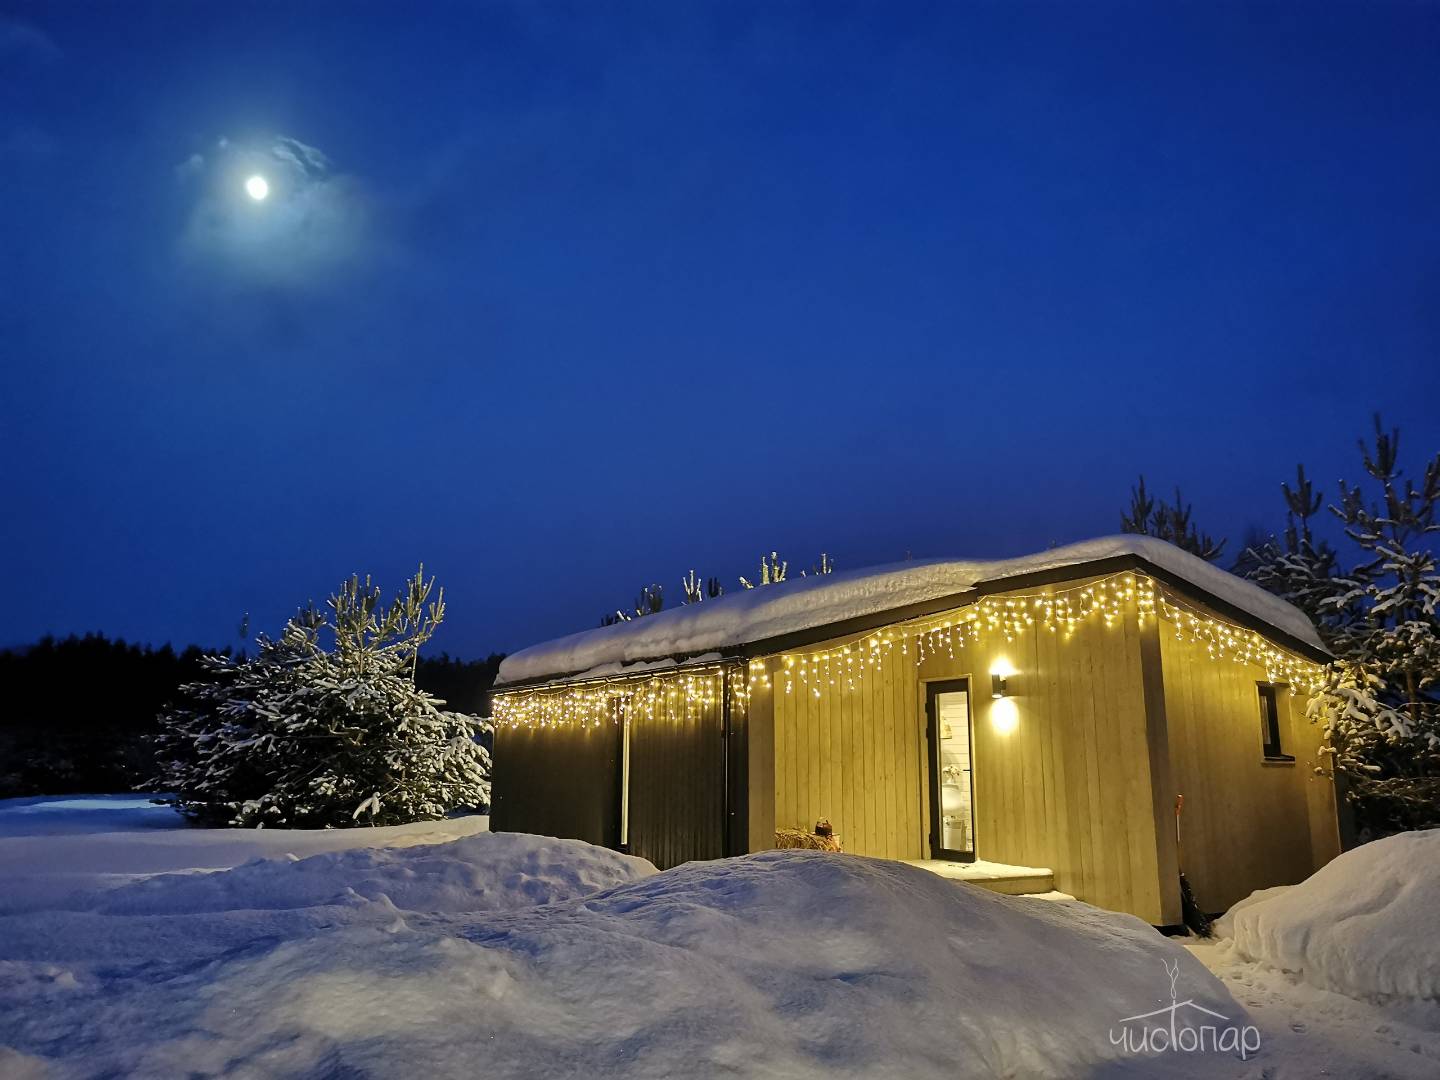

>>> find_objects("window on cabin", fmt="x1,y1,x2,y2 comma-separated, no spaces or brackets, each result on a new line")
1258,684,1293,761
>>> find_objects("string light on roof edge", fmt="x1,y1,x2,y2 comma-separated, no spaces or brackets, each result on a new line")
491,572,1324,728
491,667,743,731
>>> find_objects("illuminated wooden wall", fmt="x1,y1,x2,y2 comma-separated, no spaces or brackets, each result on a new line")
1159,619,1341,914
766,577,1172,922
770,630,925,862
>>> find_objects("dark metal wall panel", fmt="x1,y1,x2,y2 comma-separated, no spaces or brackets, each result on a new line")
491,722,620,849
626,672,726,869
725,670,749,856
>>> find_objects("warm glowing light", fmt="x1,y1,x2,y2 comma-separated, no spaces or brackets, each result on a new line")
493,571,1325,728
991,697,1020,735
491,667,737,731
989,658,1016,697
245,175,270,201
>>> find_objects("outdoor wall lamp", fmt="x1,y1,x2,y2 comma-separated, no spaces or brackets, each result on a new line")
989,659,1016,698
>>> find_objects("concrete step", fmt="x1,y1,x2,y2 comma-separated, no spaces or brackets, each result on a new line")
903,858,1056,896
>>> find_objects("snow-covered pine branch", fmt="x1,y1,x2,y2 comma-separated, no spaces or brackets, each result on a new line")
1121,475,1227,562
1244,426,1440,834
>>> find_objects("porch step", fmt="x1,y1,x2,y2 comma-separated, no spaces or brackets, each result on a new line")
903,858,1056,896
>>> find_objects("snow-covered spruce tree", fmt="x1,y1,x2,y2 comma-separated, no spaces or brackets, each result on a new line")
1242,465,1348,635
150,568,492,828
1245,424,1440,834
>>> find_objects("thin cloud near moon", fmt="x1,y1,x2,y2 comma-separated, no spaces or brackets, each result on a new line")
177,135,370,289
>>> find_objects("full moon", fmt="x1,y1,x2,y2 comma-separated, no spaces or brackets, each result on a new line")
244,175,269,201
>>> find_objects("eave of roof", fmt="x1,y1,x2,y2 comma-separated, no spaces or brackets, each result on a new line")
494,550,1332,693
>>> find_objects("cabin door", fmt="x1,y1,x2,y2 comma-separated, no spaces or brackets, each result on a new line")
926,679,976,861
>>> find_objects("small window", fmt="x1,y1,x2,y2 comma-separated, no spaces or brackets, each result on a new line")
1258,684,1294,762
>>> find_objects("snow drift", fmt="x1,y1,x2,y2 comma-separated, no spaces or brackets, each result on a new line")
89,830,657,916
0,794,494,914
497,534,1326,685
1224,829,1440,1002
1,838,1245,1078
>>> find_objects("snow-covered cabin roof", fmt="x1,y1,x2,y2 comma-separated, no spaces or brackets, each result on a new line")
495,535,1328,688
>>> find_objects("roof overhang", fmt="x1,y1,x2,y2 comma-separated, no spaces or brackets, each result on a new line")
492,552,1333,694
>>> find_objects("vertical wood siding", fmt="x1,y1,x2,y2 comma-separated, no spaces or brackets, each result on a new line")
1159,626,1340,914
772,637,923,861
771,585,1168,922
746,661,777,854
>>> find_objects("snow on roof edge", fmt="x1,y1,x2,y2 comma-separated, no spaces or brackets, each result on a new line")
509,653,728,690
496,536,1328,688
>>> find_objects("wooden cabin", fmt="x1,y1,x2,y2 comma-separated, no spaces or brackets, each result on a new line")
489,536,1341,925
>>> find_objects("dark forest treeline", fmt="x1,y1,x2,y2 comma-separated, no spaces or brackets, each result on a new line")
0,634,503,799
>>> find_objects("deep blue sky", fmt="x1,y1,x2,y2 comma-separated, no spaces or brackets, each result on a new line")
3,2,1438,657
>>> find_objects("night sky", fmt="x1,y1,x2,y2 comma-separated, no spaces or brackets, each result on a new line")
3,2,1438,658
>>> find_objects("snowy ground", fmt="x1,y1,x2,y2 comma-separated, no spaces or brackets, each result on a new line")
1188,938,1440,1080
1,797,1437,1079
1185,828,1440,1079
0,794,492,913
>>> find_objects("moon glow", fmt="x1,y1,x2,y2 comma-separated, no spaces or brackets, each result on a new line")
245,175,270,201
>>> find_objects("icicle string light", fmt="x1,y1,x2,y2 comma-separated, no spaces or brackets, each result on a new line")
492,667,746,731
492,572,1324,727
778,574,1322,699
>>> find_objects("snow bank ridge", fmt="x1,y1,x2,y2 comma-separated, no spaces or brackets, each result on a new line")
90,831,656,916
1225,829,1440,1002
